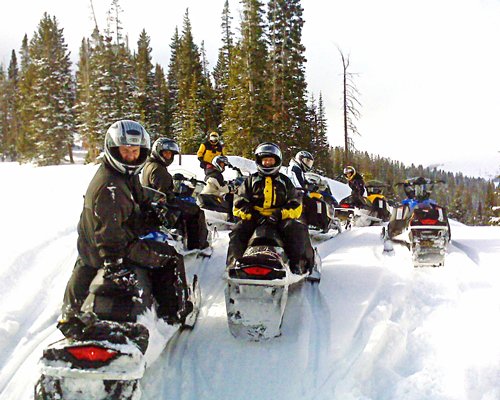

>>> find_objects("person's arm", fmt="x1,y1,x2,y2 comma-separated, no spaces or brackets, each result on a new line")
280,178,303,220
197,143,206,161
233,177,254,220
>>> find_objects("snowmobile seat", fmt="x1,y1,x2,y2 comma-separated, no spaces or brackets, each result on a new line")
247,224,284,248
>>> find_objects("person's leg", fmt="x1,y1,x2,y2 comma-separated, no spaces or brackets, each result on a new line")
279,219,315,273
61,258,97,319
226,220,257,267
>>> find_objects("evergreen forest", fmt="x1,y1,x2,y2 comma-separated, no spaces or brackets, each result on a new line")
0,0,498,225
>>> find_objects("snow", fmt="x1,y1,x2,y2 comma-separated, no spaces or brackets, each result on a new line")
1,155,500,400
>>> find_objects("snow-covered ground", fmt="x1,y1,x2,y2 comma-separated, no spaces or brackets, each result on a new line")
0,155,499,400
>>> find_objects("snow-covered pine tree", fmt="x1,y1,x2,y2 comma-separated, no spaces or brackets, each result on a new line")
150,64,170,140
167,27,181,140
23,13,74,165
134,29,157,138
171,9,208,153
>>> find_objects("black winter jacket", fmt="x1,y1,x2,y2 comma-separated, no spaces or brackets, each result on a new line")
347,172,366,197
233,172,302,220
141,156,175,201
77,160,168,269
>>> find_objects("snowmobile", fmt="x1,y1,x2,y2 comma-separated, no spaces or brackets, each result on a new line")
335,195,383,229
365,180,392,222
302,172,342,238
145,186,213,257
225,224,321,341
383,177,451,267
35,235,201,400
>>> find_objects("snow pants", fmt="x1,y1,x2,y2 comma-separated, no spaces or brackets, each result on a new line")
172,198,209,250
62,243,189,321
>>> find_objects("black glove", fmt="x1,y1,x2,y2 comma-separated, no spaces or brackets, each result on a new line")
103,258,138,293
267,209,282,225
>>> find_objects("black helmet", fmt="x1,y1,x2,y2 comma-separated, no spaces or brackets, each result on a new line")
255,142,282,176
295,150,314,172
151,137,180,166
104,120,150,175
212,155,229,172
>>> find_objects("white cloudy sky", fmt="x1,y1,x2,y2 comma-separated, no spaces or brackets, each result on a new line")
1,0,500,167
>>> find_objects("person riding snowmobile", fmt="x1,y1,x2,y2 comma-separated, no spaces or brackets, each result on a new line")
343,165,367,208
59,120,193,338
226,142,315,274
198,155,235,221
142,137,209,250
288,150,330,231
197,131,225,173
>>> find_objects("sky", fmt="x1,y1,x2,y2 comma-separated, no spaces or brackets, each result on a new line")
0,155,499,399
1,0,500,168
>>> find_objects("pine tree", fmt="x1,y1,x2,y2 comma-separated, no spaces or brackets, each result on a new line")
75,33,101,161
0,65,7,159
222,0,271,157
171,9,211,152
267,0,308,159
150,64,170,139
0,51,21,161
134,29,156,135
167,28,181,139
21,13,75,165
308,92,331,175
213,0,234,131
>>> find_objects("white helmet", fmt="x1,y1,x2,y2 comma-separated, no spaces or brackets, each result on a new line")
211,155,230,172
104,120,150,175
295,150,314,172
255,142,282,176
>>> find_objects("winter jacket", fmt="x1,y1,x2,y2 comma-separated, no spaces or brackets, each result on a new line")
347,171,366,198
197,140,225,165
77,160,168,269
141,156,175,202
287,159,307,189
233,172,302,221
201,169,229,197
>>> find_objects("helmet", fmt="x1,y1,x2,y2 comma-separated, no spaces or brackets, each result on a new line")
104,120,150,175
208,131,219,144
212,155,229,172
295,150,314,172
151,137,180,166
254,142,282,176
343,166,356,177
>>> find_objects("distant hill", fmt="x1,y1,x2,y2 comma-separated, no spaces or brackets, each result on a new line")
427,152,499,180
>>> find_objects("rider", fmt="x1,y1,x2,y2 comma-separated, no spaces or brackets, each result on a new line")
288,150,329,231
197,131,225,174
142,137,209,250
59,121,192,338
226,142,315,274
288,150,314,189
343,165,367,208
198,155,235,221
